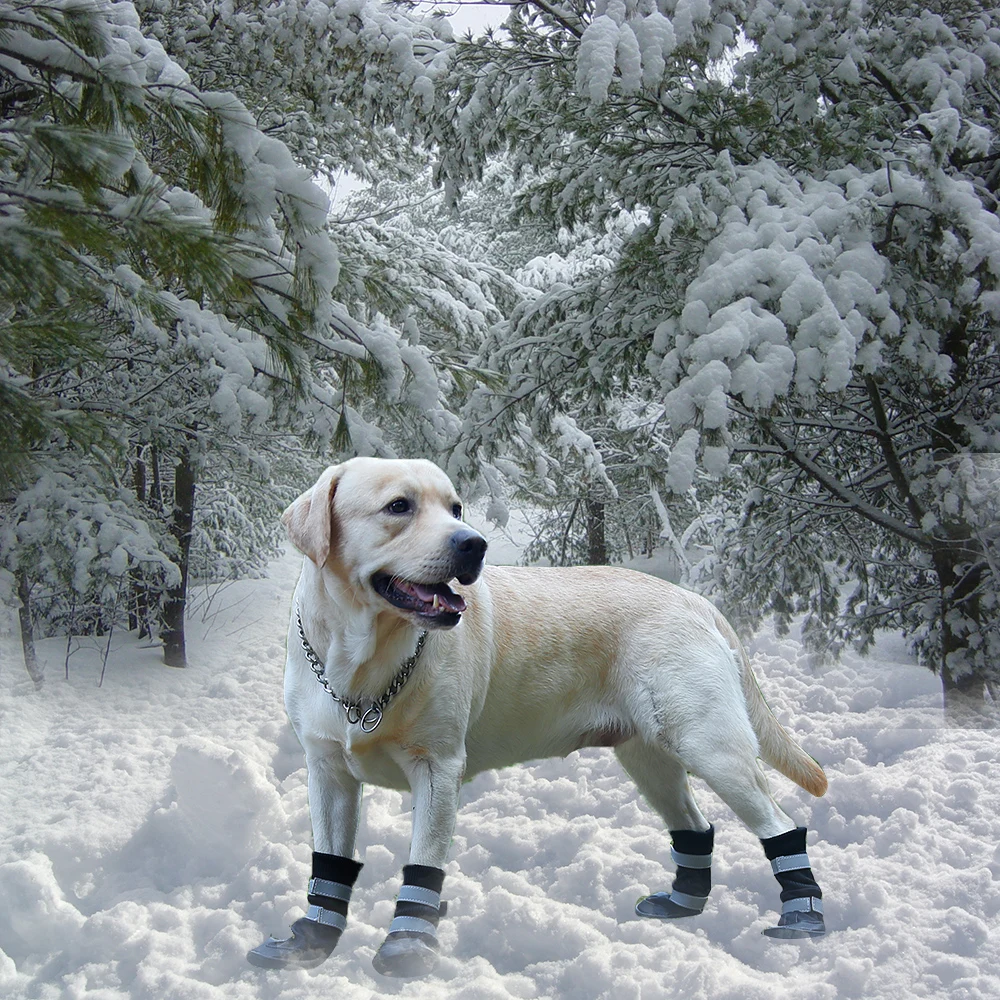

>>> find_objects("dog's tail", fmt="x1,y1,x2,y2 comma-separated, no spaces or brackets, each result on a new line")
715,613,828,797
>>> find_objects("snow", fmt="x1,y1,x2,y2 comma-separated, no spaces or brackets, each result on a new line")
1,541,999,1000
616,24,642,95
666,427,701,492
634,12,676,89
575,5,681,104
670,0,711,48
577,16,620,105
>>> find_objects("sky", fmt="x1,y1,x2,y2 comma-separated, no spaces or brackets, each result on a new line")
420,0,506,36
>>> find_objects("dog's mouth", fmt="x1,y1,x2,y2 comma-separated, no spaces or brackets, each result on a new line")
371,572,467,625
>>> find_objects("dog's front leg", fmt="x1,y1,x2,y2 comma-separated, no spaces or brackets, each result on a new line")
372,750,464,979
306,749,362,856
248,748,363,971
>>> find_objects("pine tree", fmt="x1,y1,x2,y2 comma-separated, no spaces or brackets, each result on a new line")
337,0,1000,705
1,1,526,672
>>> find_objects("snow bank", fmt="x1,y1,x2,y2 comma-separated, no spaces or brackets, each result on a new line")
1,544,998,999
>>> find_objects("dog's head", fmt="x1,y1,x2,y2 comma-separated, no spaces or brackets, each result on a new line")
282,457,487,629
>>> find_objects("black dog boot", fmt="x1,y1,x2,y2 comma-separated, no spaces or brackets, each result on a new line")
760,827,825,939
247,853,363,970
636,825,714,919
372,864,447,978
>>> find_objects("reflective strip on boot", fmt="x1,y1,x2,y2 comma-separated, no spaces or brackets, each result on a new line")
781,896,823,914
304,905,347,930
668,890,709,912
671,847,713,869
308,878,353,901
770,853,812,874
388,915,438,937
397,885,441,910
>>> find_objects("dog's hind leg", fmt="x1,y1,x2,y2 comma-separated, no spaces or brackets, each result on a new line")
672,724,826,939
616,739,718,920
615,738,710,832
621,631,826,939
248,750,363,971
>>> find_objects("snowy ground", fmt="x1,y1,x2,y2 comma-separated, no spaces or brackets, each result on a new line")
1,531,998,1000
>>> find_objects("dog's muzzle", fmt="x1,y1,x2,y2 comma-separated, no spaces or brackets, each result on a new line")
371,529,486,628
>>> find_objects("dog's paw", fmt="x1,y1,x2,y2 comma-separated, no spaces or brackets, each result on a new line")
635,892,705,919
246,918,340,970
762,908,826,940
372,933,439,978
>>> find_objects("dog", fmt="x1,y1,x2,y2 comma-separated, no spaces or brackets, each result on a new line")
248,457,827,978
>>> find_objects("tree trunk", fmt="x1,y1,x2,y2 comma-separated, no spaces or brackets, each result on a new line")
934,544,986,717
161,446,196,667
130,445,150,637
149,442,164,511
586,497,608,565
930,317,987,717
941,664,987,726
16,571,44,688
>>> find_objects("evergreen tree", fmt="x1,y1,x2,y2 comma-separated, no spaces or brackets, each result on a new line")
0,0,343,668
473,1,1000,705
8,0,998,705
0,0,508,671
325,0,1000,704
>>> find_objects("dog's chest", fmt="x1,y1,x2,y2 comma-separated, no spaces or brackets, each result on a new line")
340,738,411,789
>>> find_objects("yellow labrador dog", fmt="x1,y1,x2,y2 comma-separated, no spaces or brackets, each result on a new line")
248,457,827,978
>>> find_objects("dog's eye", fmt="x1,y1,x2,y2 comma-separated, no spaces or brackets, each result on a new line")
385,498,411,515
452,503,463,519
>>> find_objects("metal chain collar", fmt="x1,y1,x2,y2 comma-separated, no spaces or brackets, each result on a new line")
296,608,427,733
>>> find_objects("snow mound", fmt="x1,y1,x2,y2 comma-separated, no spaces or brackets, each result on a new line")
139,738,284,885
0,853,85,966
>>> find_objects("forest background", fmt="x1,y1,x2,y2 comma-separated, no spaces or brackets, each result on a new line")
2,0,999,710
2,4,1000,999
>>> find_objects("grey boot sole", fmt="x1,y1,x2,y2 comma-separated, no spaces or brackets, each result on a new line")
372,934,439,978
763,910,826,939
635,892,704,919
246,938,334,970
246,918,340,970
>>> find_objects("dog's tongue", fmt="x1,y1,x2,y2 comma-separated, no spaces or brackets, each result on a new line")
410,581,466,613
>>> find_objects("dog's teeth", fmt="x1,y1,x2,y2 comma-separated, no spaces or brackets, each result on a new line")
432,594,440,610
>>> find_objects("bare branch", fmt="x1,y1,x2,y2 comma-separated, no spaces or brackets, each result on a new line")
759,417,927,547
864,375,927,528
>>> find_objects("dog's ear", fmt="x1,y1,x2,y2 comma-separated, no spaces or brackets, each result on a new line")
281,464,342,566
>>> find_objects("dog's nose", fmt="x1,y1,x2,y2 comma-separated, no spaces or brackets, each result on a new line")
451,529,487,585
451,529,487,561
